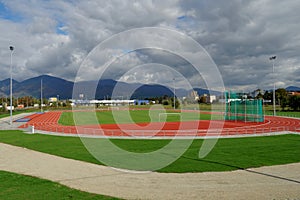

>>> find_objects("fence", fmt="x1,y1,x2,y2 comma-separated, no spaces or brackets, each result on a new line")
225,91,264,122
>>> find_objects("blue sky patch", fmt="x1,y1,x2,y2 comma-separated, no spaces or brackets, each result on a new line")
56,21,68,35
177,15,186,20
0,2,23,22
176,15,195,29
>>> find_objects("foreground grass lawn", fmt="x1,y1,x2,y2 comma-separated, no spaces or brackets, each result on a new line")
0,130,299,173
59,110,223,126
0,170,119,200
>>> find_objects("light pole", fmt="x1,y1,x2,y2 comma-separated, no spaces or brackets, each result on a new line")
269,56,276,116
40,78,43,113
57,95,59,108
173,78,176,110
9,46,14,125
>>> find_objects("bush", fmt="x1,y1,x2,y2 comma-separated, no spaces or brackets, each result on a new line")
162,100,169,105
289,95,300,111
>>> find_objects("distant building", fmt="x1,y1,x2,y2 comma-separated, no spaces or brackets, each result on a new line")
70,99,136,106
206,95,216,103
135,100,150,105
6,106,14,111
48,97,58,102
17,104,24,109
288,91,300,96
188,90,199,101
69,99,154,107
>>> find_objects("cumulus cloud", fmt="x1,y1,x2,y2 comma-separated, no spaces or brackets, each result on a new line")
0,0,299,91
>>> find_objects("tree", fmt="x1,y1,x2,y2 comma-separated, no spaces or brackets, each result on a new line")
256,92,263,99
1,103,6,112
198,96,207,104
171,98,180,109
289,95,300,111
162,100,169,106
276,88,288,111
276,88,287,100
280,97,288,111
263,91,272,100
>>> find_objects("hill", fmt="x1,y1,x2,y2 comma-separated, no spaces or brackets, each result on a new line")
0,75,73,99
0,75,220,99
0,79,20,95
286,86,300,92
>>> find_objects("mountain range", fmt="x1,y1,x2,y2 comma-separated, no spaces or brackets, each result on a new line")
0,75,73,99
0,75,220,99
1,75,297,99
286,86,300,92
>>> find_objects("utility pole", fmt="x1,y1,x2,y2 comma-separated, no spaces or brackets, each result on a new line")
269,56,276,116
9,46,14,125
41,78,43,112
173,78,176,110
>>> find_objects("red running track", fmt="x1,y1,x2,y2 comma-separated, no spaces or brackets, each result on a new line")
19,111,300,137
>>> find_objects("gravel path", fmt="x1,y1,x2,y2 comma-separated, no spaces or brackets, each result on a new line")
0,142,299,200
0,112,35,130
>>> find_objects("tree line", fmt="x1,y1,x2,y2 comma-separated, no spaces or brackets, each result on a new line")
258,88,300,111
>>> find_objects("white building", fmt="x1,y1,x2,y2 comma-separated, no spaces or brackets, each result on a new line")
206,95,216,103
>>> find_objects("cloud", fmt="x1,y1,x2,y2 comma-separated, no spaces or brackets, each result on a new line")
0,0,299,92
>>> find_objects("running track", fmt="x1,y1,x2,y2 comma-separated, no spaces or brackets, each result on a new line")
18,111,300,137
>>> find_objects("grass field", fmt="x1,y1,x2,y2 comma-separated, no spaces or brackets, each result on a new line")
0,130,299,173
59,110,223,126
0,170,119,200
264,110,300,118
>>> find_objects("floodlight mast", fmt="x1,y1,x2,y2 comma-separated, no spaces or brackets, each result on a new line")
41,78,43,113
173,78,176,110
9,46,14,125
269,56,276,116
57,94,59,108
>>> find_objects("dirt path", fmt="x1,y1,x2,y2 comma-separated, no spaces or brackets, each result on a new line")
0,143,299,200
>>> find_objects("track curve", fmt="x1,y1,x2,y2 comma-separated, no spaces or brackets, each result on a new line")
18,111,300,137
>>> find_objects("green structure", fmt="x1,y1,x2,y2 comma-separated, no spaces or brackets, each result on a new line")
225,91,264,122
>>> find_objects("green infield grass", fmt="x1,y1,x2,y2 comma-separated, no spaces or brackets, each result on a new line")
264,110,300,118
59,110,223,126
0,170,120,200
0,130,299,173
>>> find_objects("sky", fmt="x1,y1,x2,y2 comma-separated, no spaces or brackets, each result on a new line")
0,0,299,92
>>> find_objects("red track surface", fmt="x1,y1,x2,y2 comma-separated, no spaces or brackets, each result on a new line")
19,111,300,137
